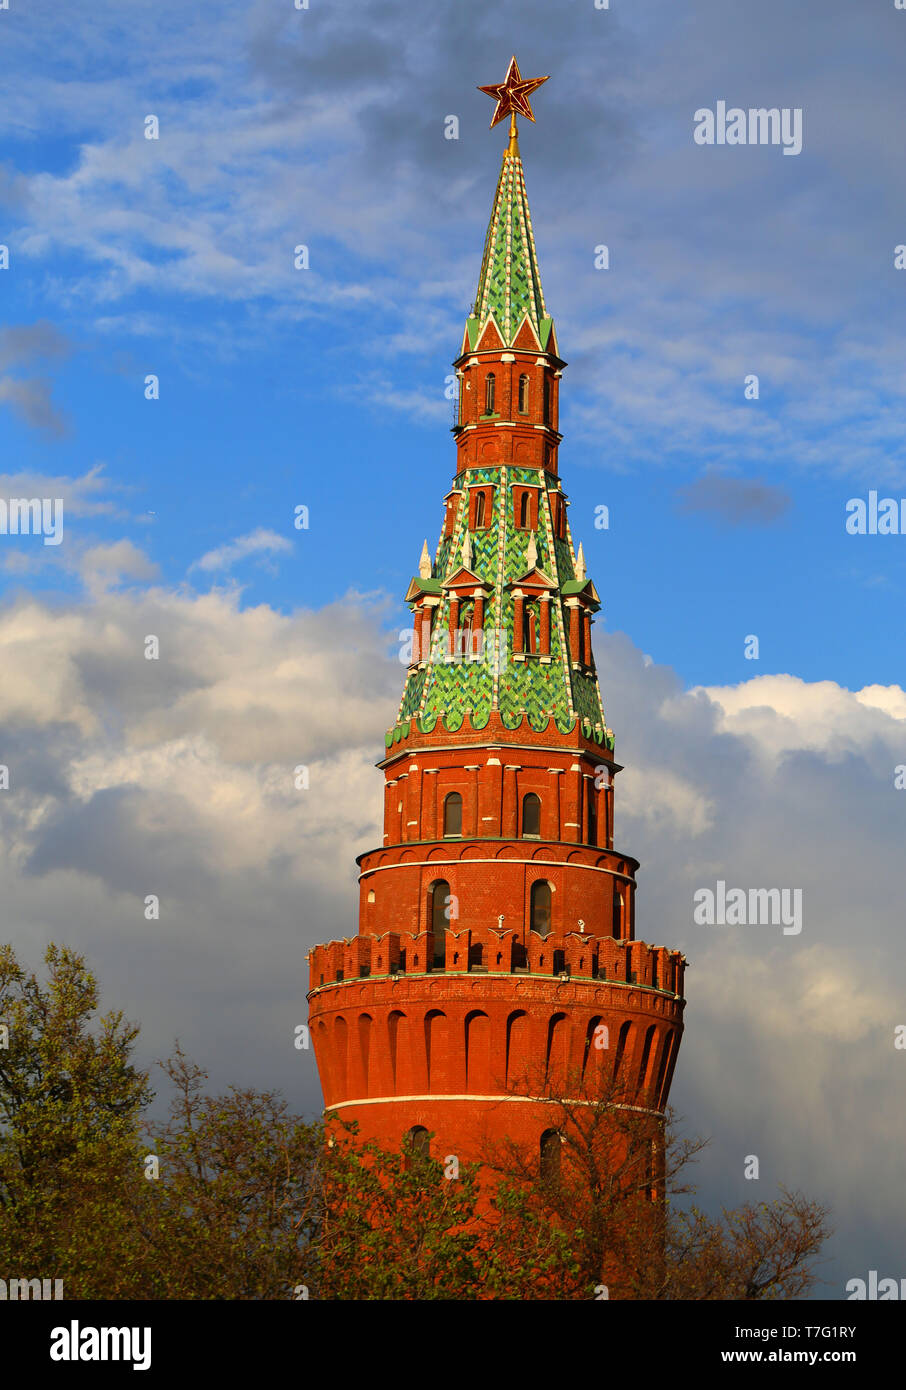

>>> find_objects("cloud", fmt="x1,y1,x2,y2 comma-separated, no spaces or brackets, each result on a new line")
0,576,901,1294
0,321,74,435
4,0,906,473
80,540,159,589
191,528,293,574
0,321,72,371
0,376,67,436
0,468,139,578
0,464,123,520
675,475,792,526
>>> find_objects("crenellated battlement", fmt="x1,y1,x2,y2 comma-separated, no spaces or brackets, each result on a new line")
308,929,684,998
307,930,685,1119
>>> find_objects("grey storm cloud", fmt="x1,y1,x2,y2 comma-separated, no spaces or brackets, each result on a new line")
0,580,903,1298
676,475,792,526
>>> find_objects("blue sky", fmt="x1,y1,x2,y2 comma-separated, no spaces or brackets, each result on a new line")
1,0,905,1301
2,0,905,689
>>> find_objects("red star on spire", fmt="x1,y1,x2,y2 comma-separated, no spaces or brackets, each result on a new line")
478,56,549,130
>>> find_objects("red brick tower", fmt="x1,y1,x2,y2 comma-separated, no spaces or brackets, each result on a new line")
308,61,686,1182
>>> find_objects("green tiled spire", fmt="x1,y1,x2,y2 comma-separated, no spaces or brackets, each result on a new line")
389,127,610,753
466,143,554,350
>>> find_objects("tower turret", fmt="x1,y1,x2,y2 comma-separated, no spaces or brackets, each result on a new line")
308,59,686,1206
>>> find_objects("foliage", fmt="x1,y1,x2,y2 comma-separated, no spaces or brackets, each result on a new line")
0,945,831,1300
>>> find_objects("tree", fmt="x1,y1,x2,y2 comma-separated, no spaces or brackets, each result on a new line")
664,1187,832,1301
315,1123,484,1300
136,1053,486,1299
477,1063,830,1300
0,945,831,1300
135,1046,325,1299
0,943,152,1297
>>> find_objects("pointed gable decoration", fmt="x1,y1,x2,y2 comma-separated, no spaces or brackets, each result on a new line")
575,541,586,581
475,317,505,353
511,314,542,352
506,565,557,596
442,566,492,594
561,576,601,611
405,575,442,602
461,531,472,572
419,540,433,579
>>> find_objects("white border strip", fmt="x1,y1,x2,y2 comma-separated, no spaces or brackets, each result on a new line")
359,857,635,882
326,1093,663,1117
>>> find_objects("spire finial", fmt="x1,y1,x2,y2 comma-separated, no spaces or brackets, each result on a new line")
576,541,586,581
419,539,432,579
478,56,549,151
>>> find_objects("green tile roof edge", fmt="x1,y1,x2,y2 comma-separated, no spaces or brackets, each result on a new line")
383,710,614,751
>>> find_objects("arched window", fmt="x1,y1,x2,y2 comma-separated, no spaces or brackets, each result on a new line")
519,491,530,529
522,793,541,838
613,1020,632,1081
405,1125,430,1159
443,793,462,837
518,374,530,414
540,1128,561,1180
612,886,623,938
638,1025,656,1089
485,373,496,415
542,372,550,423
430,880,451,966
474,491,486,528
530,880,552,937
522,601,537,654
587,793,597,846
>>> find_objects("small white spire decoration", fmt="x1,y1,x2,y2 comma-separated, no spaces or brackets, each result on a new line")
418,539,432,578
525,531,538,571
462,531,472,571
575,541,587,581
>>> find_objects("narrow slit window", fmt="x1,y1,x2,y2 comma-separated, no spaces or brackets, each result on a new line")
540,1128,561,1179
522,793,541,838
443,793,462,837
430,880,451,966
530,880,552,937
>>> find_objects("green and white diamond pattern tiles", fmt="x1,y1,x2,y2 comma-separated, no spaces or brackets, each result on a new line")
496,468,571,730
473,150,547,347
394,465,610,744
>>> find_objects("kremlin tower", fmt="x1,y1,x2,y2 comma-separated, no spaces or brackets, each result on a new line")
308,60,686,1192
